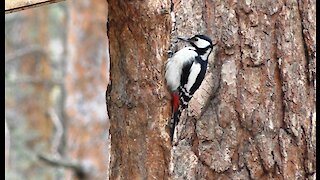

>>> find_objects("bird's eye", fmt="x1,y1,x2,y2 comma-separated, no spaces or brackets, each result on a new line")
195,38,198,41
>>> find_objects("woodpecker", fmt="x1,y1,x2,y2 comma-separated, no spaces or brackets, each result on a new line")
165,34,214,142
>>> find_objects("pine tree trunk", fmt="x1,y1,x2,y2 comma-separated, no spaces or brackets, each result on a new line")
107,0,172,179
107,0,316,179
65,0,109,179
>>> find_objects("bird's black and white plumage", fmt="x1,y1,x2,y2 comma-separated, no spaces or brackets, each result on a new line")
165,35,214,142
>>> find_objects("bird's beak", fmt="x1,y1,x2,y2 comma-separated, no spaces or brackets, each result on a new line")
177,36,191,42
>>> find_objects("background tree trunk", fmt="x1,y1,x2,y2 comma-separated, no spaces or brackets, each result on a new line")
66,0,109,179
107,0,316,179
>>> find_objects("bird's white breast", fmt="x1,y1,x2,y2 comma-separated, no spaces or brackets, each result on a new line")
165,47,198,91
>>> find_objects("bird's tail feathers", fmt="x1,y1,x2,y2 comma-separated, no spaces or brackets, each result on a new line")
170,109,181,142
170,92,181,142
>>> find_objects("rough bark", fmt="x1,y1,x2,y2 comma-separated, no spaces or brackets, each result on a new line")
107,0,172,179
170,0,316,179
107,0,316,179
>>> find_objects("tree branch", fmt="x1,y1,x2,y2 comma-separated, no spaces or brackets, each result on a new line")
48,108,64,155
38,153,95,179
5,0,65,14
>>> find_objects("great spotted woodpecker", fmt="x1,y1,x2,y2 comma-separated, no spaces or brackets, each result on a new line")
165,35,214,142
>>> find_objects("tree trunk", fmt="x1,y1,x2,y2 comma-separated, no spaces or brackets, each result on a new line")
65,0,109,179
107,0,172,179
107,0,316,179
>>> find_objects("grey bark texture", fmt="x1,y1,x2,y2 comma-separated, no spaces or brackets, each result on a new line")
107,0,316,179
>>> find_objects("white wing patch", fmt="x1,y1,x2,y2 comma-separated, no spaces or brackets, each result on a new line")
184,62,201,92
165,47,197,91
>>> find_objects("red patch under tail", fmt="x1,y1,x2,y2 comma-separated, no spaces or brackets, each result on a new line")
171,92,180,113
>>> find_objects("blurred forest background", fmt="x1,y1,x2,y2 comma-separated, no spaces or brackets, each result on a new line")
5,0,109,179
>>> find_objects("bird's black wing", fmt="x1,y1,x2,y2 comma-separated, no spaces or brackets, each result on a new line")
189,56,208,95
180,60,194,88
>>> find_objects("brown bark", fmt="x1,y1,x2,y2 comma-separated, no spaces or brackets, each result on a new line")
107,0,316,179
107,0,172,179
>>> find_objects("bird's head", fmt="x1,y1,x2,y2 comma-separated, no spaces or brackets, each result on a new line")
178,34,214,59
178,34,213,50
